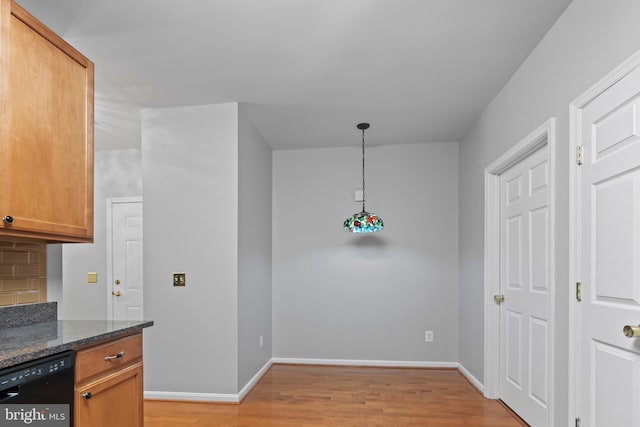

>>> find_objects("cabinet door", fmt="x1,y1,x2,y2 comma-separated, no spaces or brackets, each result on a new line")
75,363,143,427
0,1,94,242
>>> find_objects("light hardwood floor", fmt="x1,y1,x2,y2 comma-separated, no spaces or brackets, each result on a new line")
144,364,527,426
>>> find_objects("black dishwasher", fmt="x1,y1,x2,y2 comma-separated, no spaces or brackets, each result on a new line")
0,351,75,426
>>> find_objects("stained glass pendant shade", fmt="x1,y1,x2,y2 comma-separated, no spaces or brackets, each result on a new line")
343,123,384,233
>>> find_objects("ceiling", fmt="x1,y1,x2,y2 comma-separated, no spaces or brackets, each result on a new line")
19,0,572,150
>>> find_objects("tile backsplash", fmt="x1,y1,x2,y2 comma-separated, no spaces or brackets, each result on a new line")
0,241,47,307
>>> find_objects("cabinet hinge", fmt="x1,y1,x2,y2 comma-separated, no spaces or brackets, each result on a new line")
576,145,584,165
576,282,583,302
576,417,581,427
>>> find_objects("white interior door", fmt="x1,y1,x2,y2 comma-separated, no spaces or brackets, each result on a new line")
108,198,143,321
499,146,550,426
575,64,640,427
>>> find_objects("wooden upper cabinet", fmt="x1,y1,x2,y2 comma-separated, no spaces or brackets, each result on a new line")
0,0,94,242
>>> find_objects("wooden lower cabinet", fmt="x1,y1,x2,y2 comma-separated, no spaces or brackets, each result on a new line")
74,333,144,427
75,363,143,427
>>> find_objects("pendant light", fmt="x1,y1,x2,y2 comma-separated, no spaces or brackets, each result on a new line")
343,123,384,233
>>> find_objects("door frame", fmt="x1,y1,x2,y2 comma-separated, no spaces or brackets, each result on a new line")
568,49,640,426
483,118,556,425
106,196,143,321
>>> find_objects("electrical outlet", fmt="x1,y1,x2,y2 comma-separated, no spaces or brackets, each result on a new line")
425,331,434,342
259,335,264,348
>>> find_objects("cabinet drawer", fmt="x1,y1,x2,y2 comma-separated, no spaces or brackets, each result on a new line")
76,334,142,382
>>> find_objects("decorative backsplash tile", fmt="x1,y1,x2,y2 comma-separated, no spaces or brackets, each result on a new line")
0,241,47,307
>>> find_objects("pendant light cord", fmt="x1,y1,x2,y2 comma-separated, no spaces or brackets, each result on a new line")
361,127,366,212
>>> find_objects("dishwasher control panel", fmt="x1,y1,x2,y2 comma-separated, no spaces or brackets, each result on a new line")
0,351,75,392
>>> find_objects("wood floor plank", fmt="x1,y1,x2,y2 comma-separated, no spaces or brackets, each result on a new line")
144,364,527,426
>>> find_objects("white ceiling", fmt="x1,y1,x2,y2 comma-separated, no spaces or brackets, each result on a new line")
19,0,571,150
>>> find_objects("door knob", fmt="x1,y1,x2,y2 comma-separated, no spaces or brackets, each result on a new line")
494,294,505,304
2,215,13,224
623,324,640,338
112,290,121,297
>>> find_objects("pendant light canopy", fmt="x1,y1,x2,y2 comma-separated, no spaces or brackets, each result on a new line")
343,123,384,233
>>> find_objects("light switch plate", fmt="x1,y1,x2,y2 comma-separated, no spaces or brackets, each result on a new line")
173,273,186,287
87,272,98,284
355,190,364,202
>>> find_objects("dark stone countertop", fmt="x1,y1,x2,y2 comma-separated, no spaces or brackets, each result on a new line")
0,302,58,329
0,319,154,369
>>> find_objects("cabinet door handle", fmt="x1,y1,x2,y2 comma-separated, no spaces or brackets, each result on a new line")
82,392,92,400
2,215,13,224
104,351,125,361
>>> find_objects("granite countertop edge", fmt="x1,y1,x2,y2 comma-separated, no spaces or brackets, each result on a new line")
0,320,154,370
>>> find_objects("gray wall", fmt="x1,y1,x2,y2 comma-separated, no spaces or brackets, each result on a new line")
273,142,458,362
237,106,273,388
458,0,640,425
61,149,142,319
55,103,272,396
142,103,239,394
46,245,63,318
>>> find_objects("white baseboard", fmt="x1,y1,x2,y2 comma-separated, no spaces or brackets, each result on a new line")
457,363,485,394
238,358,273,401
274,358,485,395
145,358,485,403
272,357,458,368
145,358,273,403
144,390,240,403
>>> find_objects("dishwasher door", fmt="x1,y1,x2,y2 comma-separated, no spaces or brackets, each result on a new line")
0,351,75,426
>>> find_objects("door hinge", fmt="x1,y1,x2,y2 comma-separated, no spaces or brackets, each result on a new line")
576,417,581,427
576,282,583,302
576,145,584,165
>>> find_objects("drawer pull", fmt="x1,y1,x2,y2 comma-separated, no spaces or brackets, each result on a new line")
104,351,126,361
82,392,92,400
